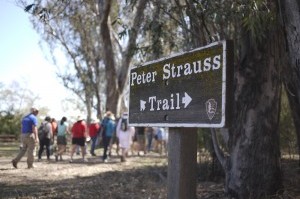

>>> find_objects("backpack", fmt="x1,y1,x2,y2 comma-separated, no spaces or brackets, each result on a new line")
121,118,128,131
99,117,108,137
38,122,48,140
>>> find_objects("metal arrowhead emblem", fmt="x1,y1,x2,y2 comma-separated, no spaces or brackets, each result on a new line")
205,99,217,120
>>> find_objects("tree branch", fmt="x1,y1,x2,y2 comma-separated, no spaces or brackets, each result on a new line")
210,128,227,170
118,0,148,92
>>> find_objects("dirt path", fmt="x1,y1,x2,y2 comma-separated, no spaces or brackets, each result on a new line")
1,150,172,199
0,148,299,199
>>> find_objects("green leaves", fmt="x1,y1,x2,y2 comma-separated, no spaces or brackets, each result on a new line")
241,0,275,43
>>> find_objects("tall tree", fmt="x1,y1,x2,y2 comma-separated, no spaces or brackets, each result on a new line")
209,1,284,197
0,81,48,135
156,1,284,197
20,0,148,117
97,0,148,115
0,81,40,114
226,15,283,199
280,0,300,165
20,0,105,120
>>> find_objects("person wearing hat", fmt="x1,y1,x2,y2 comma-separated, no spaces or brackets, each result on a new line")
88,118,100,156
101,111,116,162
38,116,53,161
70,115,88,162
12,107,39,169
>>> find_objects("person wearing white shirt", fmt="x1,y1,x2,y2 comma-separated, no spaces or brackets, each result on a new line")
116,112,135,162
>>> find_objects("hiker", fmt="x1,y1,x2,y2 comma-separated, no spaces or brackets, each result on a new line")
145,127,155,152
116,112,135,162
38,116,53,161
51,118,58,137
135,127,146,156
108,119,120,157
12,107,39,169
101,111,116,162
154,127,164,154
55,116,69,161
88,117,100,156
70,115,88,163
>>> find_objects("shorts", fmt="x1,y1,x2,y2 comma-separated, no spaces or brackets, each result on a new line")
57,136,67,145
72,137,85,147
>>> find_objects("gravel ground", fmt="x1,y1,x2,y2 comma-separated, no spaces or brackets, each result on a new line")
0,147,298,199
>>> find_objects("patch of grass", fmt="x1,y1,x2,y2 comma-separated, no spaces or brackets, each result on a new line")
0,142,20,157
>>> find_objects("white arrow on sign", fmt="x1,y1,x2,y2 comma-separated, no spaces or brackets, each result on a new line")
140,100,146,111
182,92,192,108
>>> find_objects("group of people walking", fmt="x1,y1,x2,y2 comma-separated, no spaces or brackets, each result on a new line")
11,108,70,169
11,108,168,169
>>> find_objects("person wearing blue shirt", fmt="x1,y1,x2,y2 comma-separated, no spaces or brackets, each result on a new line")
12,107,39,169
101,111,116,162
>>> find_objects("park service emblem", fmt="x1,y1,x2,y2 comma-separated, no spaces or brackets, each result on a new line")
205,99,217,120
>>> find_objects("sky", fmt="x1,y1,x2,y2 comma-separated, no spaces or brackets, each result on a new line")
0,0,74,119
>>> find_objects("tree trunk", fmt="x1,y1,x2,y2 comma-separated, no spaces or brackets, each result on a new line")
226,28,283,198
98,0,119,115
98,0,147,116
85,92,92,124
118,0,147,98
280,0,300,166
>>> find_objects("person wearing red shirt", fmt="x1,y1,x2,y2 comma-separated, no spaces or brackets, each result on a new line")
88,118,100,156
70,115,87,163
51,118,58,137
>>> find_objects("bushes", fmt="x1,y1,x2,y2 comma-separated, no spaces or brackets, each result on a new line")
0,112,22,137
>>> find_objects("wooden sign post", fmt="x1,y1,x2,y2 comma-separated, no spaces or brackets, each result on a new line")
167,127,197,199
129,40,233,199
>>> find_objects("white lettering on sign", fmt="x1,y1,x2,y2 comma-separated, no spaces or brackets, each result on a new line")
130,71,158,86
131,54,221,86
163,55,221,80
140,92,192,111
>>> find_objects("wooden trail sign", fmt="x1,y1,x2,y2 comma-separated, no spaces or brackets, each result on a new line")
129,40,233,128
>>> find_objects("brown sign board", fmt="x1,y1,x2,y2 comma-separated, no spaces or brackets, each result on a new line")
128,40,233,128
